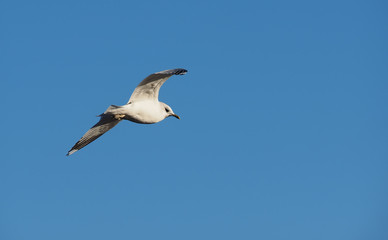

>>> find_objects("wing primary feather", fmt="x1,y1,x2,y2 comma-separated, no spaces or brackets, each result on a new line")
66,115,121,156
155,68,187,75
128,68,187,102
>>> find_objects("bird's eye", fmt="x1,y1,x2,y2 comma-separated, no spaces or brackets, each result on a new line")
165,108,170,112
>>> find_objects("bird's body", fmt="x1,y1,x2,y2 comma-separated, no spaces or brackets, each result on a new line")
67,68,187,156
109,101,170,124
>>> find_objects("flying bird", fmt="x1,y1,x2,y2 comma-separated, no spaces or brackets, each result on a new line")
67,68,188,156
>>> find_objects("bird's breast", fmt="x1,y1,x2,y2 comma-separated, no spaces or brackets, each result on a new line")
122,101,165,124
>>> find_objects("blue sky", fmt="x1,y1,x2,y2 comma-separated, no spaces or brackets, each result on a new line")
1,0,387,239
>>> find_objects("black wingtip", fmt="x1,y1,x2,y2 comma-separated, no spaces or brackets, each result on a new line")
66,148,78,156
156,68,188,75
174,68,188,75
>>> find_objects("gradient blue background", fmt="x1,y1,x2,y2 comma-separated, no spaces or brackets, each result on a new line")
1,0,387,239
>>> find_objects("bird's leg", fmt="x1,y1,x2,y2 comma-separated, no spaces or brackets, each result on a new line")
114,114,125,120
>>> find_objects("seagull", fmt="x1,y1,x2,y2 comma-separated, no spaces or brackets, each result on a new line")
67,68,188,156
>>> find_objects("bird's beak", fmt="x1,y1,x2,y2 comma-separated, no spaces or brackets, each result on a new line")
171,114,180,120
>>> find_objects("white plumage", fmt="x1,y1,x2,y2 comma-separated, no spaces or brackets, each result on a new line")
67,68,187,156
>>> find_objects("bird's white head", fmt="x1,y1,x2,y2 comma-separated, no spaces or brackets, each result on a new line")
161,102,180,120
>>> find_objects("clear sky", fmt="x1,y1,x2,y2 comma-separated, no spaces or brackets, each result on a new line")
1,0,387,239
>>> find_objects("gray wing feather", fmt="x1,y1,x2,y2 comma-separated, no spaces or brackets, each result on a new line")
67,115,121,156
128,68,187,102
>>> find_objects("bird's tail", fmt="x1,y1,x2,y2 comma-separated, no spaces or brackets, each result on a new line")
97,105,122,117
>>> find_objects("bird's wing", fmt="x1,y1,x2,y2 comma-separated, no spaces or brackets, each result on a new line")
128,68,187,103
67,115,121,156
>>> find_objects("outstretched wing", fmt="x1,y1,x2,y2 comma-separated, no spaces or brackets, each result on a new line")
67,115,121,156
128,68,187,102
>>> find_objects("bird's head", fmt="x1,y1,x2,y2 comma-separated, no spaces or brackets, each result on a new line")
161,103,180,120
